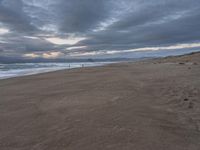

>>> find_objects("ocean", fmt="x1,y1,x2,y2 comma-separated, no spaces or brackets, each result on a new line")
0,62,111,79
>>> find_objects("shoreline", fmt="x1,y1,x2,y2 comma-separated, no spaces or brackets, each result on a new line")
0,61,117,80
1,51,199,80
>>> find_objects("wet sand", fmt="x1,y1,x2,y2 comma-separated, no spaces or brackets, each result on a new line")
0,52,200,150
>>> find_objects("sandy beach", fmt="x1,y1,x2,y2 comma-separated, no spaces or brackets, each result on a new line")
0,52,200,150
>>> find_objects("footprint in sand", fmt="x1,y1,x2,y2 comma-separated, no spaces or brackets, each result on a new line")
110,96,121,103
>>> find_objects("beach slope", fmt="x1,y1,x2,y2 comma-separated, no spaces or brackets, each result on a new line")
0,52,200,150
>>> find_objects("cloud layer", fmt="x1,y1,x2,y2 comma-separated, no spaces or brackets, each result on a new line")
0,0,200,61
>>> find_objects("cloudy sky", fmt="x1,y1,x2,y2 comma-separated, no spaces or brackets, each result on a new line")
0,0,200,61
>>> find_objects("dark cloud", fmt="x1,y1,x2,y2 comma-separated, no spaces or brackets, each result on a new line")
0,0,38,33
0,0,200,61
57,0,112,33
76,0,200,51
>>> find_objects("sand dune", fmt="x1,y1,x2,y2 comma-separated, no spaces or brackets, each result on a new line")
0,52,200,150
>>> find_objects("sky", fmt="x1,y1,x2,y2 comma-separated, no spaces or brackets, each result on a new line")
0,0,200,62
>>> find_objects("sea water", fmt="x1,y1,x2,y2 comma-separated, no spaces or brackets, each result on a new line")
0,62,111,79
